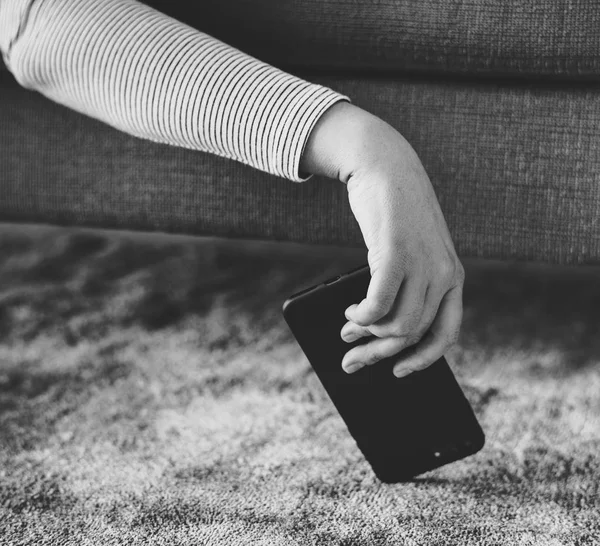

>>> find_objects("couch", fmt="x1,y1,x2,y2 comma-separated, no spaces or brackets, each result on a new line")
1,0,599,265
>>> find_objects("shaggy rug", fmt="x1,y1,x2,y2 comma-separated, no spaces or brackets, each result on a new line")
0,223,598,546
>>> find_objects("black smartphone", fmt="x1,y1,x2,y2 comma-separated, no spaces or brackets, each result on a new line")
282,264,485,483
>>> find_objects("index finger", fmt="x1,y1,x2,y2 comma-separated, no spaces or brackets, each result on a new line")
345,256,405,326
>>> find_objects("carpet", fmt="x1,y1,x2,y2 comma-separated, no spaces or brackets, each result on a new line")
0,223,598,546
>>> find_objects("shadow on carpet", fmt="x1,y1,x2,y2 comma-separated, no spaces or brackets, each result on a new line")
0,223,598,546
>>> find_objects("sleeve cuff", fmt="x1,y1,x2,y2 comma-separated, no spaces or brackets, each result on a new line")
0,0,34,72
273,86,351,182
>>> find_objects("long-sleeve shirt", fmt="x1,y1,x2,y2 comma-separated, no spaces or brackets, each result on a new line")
0,0,351,182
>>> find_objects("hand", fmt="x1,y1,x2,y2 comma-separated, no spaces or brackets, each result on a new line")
299,101,465,378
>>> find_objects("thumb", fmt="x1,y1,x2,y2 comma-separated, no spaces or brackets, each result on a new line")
346,256,404,326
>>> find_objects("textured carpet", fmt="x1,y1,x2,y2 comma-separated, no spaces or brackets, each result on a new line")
0,223,598,546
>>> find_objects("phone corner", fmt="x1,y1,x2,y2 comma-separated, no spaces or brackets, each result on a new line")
475,428,486,452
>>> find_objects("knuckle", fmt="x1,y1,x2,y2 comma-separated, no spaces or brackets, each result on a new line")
408,332,425,346
364,350,384,366
405,336,420,347
436,257,466,288
372,297,392,316
403,310,423,332
408,327,428,345
438,258,456,281
372,323,396,338
389,320,412,339
352,315,371,327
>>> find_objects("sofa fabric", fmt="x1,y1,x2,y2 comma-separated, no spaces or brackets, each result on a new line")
2,71,599,266
143,0,600,80
1,0,599,80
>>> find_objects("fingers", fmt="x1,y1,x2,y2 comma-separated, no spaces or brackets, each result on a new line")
340,321,372,343
366,273,428,339
341,336,409,374
341,273,427,342
392,283,463,378
345,254,404,327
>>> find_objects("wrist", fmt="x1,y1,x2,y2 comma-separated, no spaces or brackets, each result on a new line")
299,101,384,183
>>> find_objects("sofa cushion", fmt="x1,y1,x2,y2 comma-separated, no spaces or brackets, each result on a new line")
142,0,600,80
2,71,600,265
2,1,598,80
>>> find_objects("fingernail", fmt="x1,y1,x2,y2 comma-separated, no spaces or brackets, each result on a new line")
343,362,363,374
341,331,360,343
393,367,412,378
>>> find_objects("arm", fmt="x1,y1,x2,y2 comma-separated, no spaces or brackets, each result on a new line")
0,0,349,182
300,101,466,378
1,0,465,378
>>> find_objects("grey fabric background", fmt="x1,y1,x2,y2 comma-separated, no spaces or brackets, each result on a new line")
143,0,600,80
2,72,599,265
2,0,600,264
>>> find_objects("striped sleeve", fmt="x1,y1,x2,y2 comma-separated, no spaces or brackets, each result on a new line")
0,0,350,182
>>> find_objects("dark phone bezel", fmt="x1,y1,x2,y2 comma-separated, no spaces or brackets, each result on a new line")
282,264,369,313
282,264,485,482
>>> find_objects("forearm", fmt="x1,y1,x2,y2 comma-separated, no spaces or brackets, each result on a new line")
0,0,350,182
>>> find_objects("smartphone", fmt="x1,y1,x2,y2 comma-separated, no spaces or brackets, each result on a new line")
282,264,485,483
